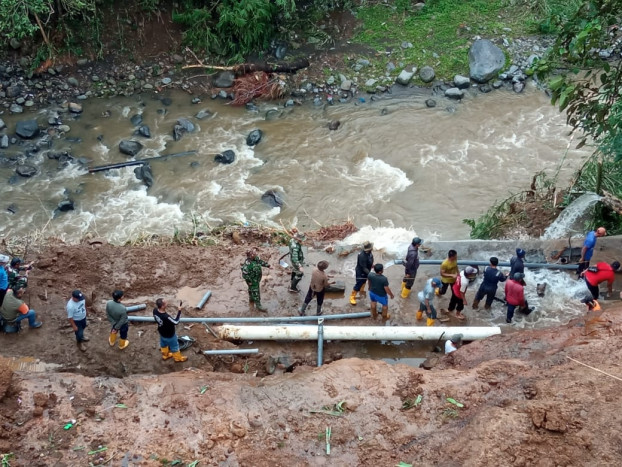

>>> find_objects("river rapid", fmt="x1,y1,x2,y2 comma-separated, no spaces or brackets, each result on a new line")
0,83,590,245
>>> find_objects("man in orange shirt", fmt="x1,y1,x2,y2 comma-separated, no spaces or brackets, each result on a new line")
0,287,42,332
582,261,619,300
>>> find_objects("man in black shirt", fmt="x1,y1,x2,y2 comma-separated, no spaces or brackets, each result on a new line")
153,298,187,362
367,263,395,320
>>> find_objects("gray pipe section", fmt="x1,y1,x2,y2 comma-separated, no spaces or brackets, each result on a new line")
202,349,259,355
126,304,147,312
196,291,212,309
127,311,371,323
317,319,324,368
415,260,578,270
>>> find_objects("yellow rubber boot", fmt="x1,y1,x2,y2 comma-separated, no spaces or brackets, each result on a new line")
161,346,173,360
349,290,357,306
173,351,188,362
108,332,117,347
118,339,130,350
401,285,411,299
416,310,423,321
426,318,435,327
358,284,366,297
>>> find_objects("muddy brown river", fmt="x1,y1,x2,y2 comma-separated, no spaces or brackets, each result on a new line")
0,84,589,243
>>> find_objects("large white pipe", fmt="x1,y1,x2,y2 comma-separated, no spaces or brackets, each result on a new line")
218,325,501,341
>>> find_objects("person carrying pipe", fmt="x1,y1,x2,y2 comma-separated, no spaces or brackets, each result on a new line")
241,249,271,312
153,298,187,362
577,227,607,276
504,273,532,324
447,266,478,321
472,257,508,310
288,231,306,293
439,250,458,296
401,237,422,299
509,248,526,285
299,260,333,316
350,241,374,306
580,260,620,300
417,277,442,326
367,263,394,320
106,290,130,350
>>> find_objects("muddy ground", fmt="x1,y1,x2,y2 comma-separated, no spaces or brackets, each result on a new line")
1,229,622,465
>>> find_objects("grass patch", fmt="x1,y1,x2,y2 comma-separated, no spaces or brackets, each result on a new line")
353,0,544,80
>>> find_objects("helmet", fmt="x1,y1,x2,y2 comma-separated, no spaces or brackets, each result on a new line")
412,237,422,245
10,257,22,267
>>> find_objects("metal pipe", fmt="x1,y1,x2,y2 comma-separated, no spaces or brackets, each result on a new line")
202,349,259,355
317,318,324,367
128,312,371,323
196,291,212,309
218,325,501,341
416,260,578,270
126,304,147,312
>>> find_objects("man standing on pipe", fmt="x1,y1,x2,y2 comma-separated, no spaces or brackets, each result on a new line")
401,237,422,299
350,241,374,305
367,263,394,320
288,231,306,293
577,227,607,276
153,298,187,362
241,249,271,312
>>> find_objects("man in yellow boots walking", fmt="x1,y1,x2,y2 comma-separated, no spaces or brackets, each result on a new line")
106,290,130,350
417,277,442,326
350,241,374,306
153,298,187,362
401,237,422,299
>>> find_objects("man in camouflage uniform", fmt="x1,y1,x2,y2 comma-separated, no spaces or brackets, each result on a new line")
7,258,32,290
241,249,271,312
288,232,306,293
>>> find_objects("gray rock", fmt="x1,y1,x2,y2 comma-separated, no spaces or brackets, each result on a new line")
326,76,335,85
143,83,154,89
24,100,34,107
195,109,211,119
119,140,143,156
218,90,227,99
91,75,100,82
161,77,172,85
6,86,21,98
213,71,235,88
265,109,280,121
396,68,416,86
47,68,56,76
19,57,29,68
444,88,465,99
57,199,75,211
468,39,505,83
0,135,8,148
513,81,525,93
425,99,437,108
365,78,377,87
69,102,83,113
67,77,79,87
419,66,435,83
191,97,201,104
77,95,88,100
161,97,173,106
261,189,283,208
16,164,37,177
134,164,154,188
340,80,352,91
58,125,71,133
479,84,492,93
313,97,322,106
454,75,471,89
214,149,235,164
172,54,184,64
0,118,5,130
386,62,396,72
9,38,21,49
173,118,195,141
246,129,263,146
130,114,143,126
15,120,39,138
357,59,371,67
413,2,425,10
284,99,294,107
137,125,151,138
328,120,340,131
527,54,540,67
401,41,413,49
508,64,519,75
76,59,89,66
16,97,25,105
492,80,503,89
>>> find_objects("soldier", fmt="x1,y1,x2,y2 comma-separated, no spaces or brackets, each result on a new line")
7,257,33,290
288,231,306,293
241,249,271,311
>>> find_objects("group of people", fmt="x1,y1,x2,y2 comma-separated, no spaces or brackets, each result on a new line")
0,255,42,332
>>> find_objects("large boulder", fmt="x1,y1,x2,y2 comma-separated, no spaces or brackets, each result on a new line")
16,164,38,177
419,66,435,83
468,39,505,84
119,140,143,156
214,150,235,165
246,129,263,146
15,120,39,139
213,71,235,88
134,164,154,188
173,118,195,141
395,67,416,86
261,189,284,208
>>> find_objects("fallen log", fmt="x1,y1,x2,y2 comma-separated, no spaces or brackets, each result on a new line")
182,58,310,76
601,190,622,215
88,151,199,173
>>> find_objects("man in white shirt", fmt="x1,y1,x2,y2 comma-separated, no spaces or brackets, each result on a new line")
67,290,88,351
445,334,463,354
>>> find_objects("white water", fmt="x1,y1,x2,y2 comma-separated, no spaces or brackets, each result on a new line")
541,192,602,239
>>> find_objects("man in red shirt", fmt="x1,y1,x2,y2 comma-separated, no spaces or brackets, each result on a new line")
582,261,620,300
504,273,532,324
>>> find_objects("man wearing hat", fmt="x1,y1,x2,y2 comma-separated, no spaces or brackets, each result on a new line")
448,266,478,320
350,241,374,306
401,237,422,299
417,277,442,326
288,231,306,293
0,254,9,307
509,248,526,283
578,227,607,275
445,334,463,354
67,290,89,351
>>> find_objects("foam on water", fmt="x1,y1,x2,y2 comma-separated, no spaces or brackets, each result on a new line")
341,226,419,257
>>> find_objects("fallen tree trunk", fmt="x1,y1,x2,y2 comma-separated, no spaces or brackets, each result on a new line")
88,151,199,173
183,58,310,76
601,190,622,215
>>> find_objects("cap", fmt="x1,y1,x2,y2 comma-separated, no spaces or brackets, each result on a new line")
596,227,607,236
611,261,620,271
431,277,442,287
464,266,478,276
72,290,85,300
294,232,306,241
0,254,8,263
516,248,526,258
450,334,463,344
363,241,373,252
412,237,422,245
513,272,525,281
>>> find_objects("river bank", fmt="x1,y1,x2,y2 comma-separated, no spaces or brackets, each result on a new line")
0,229,621,465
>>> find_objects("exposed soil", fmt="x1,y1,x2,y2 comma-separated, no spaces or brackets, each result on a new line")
1,228,622,465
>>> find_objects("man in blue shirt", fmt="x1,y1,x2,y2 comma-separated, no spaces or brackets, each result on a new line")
0,255,8,307
578,227,606,275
